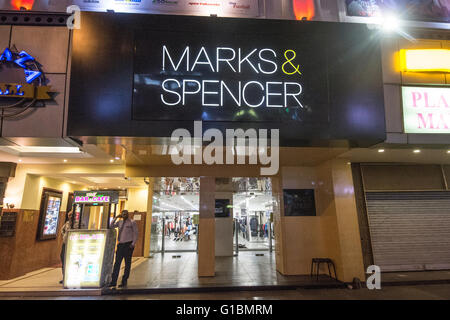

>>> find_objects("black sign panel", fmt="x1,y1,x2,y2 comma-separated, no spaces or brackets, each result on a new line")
215,199,231,218
283,189,316,217
68,12,386,147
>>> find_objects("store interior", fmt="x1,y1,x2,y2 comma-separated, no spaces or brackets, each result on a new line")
149,177,274,254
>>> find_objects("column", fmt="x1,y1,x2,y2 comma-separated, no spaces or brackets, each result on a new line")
143,178,154,258
198,176,215,277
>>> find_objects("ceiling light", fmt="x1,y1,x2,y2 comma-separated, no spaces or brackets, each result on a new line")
378,149,385,153
115,157,120,160
413,149,421,153
447,150,450,154
110,159,114,163
18,159,22,162
1,146,81,154
63,159,68,162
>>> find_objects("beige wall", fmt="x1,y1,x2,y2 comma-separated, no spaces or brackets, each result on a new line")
279,162,365,282
125,187,148,212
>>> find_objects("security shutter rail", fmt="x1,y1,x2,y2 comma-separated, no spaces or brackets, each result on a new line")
365,191,450,272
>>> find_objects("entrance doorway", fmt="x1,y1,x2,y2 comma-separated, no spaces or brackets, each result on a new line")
232,178,274,252
150,177,200,253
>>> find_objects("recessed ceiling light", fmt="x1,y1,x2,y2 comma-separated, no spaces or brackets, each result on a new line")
110,159,114,163
63,159,68,162
18,159,22,162
413,149,421,153
447,150,450,154
378,149,385,153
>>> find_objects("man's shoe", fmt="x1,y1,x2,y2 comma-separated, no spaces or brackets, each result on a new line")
107,283,117,288
118,282,127,288
59,280,63,284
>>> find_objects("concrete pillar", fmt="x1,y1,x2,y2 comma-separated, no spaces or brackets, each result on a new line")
143,178,154,258
198,176,215,277
330,159,365,282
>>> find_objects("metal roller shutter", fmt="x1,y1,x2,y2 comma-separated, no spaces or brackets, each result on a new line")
366,191,450,272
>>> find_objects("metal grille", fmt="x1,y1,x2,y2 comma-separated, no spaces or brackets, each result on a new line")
366,191,450,272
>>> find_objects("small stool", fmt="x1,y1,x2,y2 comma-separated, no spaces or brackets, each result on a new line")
311,258,337,281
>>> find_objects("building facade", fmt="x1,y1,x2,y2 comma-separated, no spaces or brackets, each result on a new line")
0,0,449,285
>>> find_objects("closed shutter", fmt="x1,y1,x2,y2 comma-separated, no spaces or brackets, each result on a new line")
366,191,450,272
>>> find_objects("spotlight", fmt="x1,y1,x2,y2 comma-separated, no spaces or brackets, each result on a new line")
381,15,400,32
378,149,385,153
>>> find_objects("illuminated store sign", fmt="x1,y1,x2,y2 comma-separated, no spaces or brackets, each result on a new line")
403,86,450,134
75,194,110,203
73,191,119,204
159,46,303,108
69,13,386,147
400,49,450,73
133,28,331,124
0,47,52,119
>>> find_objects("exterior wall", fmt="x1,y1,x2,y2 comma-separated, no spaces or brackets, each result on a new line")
381,37,450,145
0,25,71,143
278,162,365,282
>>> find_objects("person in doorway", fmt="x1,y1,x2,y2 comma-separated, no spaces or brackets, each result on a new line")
109,210,138,288
59,210,73,285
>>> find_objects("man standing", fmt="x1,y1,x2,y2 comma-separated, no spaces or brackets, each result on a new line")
109,210,138,288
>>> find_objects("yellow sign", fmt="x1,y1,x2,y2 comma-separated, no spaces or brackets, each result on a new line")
0,83,51,99
400,49,450,73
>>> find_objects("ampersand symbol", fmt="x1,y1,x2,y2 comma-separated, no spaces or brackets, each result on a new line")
282,49,302,75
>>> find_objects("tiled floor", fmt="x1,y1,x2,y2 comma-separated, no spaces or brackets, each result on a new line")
125,252,338,289
0,257,145,295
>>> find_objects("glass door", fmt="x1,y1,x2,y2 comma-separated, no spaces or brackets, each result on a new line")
150,177,200,254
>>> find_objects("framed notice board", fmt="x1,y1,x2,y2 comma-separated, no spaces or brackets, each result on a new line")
37,189,63,241
283,189,316,217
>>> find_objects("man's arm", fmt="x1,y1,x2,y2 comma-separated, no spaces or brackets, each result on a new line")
110,216,121,229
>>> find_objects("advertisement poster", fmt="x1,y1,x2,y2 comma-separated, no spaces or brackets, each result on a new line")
402,86,450,134
72,0,258,16
65,231,107,288
346,0,450,23
42,196,61,236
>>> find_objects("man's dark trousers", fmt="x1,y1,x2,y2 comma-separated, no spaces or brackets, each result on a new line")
111,241,134,285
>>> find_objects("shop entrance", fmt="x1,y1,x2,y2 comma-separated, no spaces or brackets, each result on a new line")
150,178,200,253
232,178,274,253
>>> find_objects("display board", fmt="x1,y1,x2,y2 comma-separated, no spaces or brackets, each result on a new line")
37,190,62,240
68,13,386,147
283,189,316,216
64,229,117,288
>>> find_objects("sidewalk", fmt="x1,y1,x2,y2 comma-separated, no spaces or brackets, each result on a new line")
0,257,146,297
